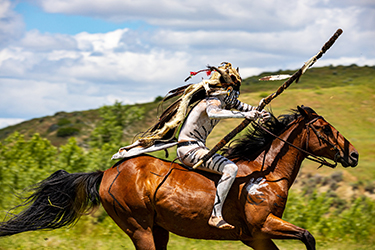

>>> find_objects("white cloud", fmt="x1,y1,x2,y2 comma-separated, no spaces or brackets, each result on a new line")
32,0,375,33
19,30,77,51
316,56,375,67
0,0,374,125
75,29,125,51
0,118,26,129
0,28,193,118
0,0,25,48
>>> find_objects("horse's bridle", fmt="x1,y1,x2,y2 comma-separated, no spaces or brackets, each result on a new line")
304,116,340,168
306,116,340,168
256,116,340,168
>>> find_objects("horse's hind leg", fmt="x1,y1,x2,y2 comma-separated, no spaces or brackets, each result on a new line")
242,239,279,250
153,225,169,250
104,208,156,249
101,203,157,249
107,213,156,249
100,191,157,249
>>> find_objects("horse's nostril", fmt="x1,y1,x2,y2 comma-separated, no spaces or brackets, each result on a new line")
351,151,359,160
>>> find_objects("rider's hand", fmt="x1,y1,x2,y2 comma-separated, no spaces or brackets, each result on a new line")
260,110,271,122
244,110,261,120
244,110,271,121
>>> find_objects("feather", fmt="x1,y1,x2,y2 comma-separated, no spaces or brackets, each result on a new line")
259,74,292,81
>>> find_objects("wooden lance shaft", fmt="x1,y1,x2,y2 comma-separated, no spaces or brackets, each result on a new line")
192,28,343,169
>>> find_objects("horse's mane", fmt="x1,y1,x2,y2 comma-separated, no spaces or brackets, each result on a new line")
223,108,303,161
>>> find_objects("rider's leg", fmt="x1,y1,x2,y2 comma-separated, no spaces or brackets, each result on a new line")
208,161,238,229
118,140,142,152
177,146,238,229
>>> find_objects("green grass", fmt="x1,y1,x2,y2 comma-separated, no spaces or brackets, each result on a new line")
1,65,375,249
241,64,375,93
1,214,373,250
253,84,375,180
0,219,373,250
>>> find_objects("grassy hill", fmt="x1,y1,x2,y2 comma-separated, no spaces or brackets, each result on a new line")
0,65,374,188
1,64,373,144
0,102,160,148
1,64,374,180
0,64,375,249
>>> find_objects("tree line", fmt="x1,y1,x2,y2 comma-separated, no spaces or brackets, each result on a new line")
0,101,144,209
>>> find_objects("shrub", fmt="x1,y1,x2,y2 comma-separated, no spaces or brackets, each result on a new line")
364,181,375,194
283,190,375,243
57,127,79,137
57,118,71,126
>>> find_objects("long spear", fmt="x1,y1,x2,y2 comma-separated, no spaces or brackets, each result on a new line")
192,28,343,169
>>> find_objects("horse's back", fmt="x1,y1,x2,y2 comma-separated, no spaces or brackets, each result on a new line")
100,155,170,201
99,155,217,209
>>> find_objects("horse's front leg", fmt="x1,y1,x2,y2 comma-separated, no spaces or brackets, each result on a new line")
241,239,279,250
260,213,316,250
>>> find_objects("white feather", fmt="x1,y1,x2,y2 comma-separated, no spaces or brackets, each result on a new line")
259,74,292,81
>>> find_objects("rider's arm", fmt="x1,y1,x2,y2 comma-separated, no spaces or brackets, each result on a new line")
206,97,260,120
230,99,256,112
230,99,271,122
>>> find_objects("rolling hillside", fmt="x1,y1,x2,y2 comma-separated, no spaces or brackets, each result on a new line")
1,64,374,182
0,64,375,249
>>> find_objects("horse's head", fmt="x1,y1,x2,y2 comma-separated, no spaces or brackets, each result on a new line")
298,106,359,168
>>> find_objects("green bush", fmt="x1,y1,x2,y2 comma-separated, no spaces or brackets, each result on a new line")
89,101,144,148
0,132,58,208
57,127,79,137
57,118,71,126
283,190,375,243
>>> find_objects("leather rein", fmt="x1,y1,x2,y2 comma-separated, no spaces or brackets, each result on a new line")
256,116,340,168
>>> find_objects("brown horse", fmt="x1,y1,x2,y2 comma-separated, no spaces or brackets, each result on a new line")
0,106,358,250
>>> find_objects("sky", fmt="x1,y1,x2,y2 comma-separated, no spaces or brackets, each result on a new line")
0,0,374,129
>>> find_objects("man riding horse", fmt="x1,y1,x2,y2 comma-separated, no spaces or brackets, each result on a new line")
113,62,270,230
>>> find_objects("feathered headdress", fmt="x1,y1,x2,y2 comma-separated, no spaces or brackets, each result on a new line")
136,62,242,147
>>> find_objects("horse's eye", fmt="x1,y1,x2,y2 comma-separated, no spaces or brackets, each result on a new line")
323,125,332,135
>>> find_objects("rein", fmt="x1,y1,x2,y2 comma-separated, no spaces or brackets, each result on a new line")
256,117,339,168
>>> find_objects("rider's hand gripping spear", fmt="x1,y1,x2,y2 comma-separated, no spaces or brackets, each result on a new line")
192,28,343,169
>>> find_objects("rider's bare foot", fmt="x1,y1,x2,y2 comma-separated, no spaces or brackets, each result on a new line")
208,216,234,230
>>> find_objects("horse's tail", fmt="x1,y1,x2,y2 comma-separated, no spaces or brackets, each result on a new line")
0,169,103,236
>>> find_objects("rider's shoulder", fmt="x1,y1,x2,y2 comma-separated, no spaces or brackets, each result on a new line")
206,95,225,102
204,96,224,106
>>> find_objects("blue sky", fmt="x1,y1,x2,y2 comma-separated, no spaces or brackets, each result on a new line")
14,2,150,34
0,0,374,129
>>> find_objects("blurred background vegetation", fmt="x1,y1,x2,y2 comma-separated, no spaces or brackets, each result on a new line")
0,65,374,249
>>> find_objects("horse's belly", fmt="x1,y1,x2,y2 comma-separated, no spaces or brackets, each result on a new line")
153,185,239,240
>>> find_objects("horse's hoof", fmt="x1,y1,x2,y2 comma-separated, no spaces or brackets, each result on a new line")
208,216,234,230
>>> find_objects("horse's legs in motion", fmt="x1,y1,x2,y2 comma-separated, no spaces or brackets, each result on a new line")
153,225,169,250
242,239,279,250
103,203,156,250
102,204,169,250
260,213,316,250
100,186,158,249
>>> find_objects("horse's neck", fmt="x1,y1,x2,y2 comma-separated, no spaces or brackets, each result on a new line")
258,120,307,187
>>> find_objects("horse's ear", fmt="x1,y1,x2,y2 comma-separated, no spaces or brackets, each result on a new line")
297,105,311,119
